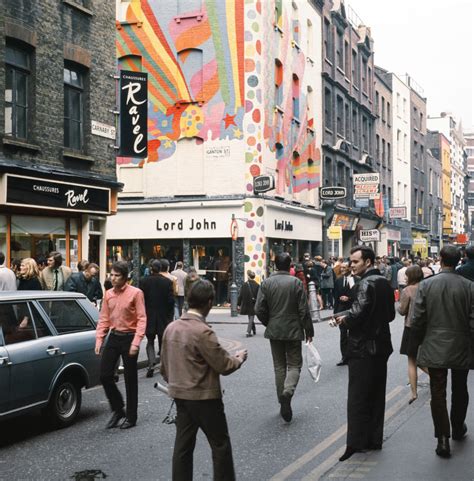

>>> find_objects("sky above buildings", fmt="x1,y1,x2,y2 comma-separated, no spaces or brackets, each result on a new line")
347,0,474,127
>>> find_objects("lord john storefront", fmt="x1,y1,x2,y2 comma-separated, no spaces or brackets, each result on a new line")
0,169,119,275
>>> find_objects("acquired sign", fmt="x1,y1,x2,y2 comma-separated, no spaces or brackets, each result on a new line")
5,174,111,214
319,186,347,200
359,229,380,242
353,173,380,199
253,175,275,194
389,206,407,219
119,70,148,158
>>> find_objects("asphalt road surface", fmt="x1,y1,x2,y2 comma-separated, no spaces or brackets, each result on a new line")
1,312,472,481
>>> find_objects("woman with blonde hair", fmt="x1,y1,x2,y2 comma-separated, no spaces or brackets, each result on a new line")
18,258,43,290
398,264,425,404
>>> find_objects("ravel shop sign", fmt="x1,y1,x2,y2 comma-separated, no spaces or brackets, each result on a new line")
119,70,148,158
5,174,111,214
353,173,380,199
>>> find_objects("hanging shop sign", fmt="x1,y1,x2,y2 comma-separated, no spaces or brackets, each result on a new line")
119,70,148,158
331,213,359,231
4,174,111,214
327,226,342,240
253,175,275,194
359,229,381,242
319,186,347,200
353,173,380,199
389,206,407,219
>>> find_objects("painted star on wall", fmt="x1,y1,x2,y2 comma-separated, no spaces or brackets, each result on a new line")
223,113,237,129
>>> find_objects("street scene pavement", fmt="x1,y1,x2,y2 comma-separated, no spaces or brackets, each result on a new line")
0,309,472,481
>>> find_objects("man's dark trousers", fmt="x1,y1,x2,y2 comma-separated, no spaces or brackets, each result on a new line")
100,332,138,422
428,368,469,438
173,398,235,481
347,355,389,449
339,324,348,361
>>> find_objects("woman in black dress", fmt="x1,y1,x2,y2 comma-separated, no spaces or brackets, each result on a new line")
18,258,43,290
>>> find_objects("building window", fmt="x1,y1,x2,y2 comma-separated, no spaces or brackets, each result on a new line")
5,44,31,139
387,142,391,169
324,88,332,130
381,97,385,122
344,103,350,139
375,91,379,116
324,19,333,62
344,40,350,76
376,134,380,162
361,57,367,93
307,85,314,121
368,66,372,98
64,65,84,151
352,109,358,146
336,95,343,135
307,19,314,59
387,101,391,125
351,50,358,87
292,2,300,45
178,48,203,101
275,60,283,107
324,156,333,185
362,116,368,152
292,74,300,120
336,30,344,70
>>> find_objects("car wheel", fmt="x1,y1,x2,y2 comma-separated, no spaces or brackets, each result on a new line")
47,378,82,428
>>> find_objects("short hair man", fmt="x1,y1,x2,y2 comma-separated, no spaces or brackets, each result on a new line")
335,246,395,461
456,245,474,281
95,261,147,429
0,252,17,291
410,245,474,458
170,261,188,319
255,252,313,422
139,259,174,377
40,251,72,291
161,280,247,481
64,262,103,304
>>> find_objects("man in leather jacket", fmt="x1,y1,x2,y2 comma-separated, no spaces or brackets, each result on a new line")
335,246,395,461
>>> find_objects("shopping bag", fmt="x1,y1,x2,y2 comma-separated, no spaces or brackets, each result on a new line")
305,341,322,383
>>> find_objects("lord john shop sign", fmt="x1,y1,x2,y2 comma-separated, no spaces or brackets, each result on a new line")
5,175,110,214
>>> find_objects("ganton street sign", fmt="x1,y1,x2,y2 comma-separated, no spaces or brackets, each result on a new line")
319,186,347,200
253,175,275,194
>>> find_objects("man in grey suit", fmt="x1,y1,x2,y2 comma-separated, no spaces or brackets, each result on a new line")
0,252,17,291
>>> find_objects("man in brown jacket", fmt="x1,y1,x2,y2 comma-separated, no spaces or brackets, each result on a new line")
161,280,247,481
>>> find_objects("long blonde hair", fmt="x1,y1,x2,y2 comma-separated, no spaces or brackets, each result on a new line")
21,258,40,280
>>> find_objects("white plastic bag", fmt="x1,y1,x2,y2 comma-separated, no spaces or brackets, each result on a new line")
305,341,322,383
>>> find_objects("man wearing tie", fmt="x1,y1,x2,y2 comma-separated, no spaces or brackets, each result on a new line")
40,251,72,291
333,262,356,366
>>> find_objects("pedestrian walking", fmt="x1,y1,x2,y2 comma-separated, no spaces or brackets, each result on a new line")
0,252,17,291
139,259,174,378
397,265,425,404
410,246,474,458
64,262,103,305
237,270,260,337
255,252,313,422
397,260,411,292
170,261,188,319
40,251,72,291
320,260,334,309
335,246,395,461
161,280,248,481
456,245,474,281
95,261,147,429
18,258,43,290
333,262,356,366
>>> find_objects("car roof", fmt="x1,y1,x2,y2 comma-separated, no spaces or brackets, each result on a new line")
0,291,87,301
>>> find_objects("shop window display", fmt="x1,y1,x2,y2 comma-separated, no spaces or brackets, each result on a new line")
106,240,134,273
0,216,7,255
139,240,183,275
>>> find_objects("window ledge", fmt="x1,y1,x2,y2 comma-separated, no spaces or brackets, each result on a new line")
3,136,41,152
62,0,93,17
174,12,204,22
336,66,345,76
63,149,94,163
324,57,334,67
274,105,284,114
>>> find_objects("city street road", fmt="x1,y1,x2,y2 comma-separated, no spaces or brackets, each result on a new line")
0,311,472,481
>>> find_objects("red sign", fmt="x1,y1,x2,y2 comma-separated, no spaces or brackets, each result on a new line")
456,234,468,245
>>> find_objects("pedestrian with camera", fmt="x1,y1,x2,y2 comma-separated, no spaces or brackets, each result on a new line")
161,279,247,481
334,246,395,461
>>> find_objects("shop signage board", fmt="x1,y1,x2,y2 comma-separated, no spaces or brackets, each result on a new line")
119,70,148,158
327,226,342,240
319,186,347,200
413,238,427,246
91,120,116,140
5,174,111,214
331,213,359,231
353,173,380,199
359,229,380,242
253,175,275,194
389,206,407,219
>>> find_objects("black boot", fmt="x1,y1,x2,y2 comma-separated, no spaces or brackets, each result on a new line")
435,436,451,458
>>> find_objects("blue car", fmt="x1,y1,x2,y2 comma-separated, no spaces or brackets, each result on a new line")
0,291,100,428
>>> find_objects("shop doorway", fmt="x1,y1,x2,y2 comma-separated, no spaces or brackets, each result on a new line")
89,235,100,265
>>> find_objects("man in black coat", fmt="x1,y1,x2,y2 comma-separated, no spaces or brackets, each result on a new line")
457,245,474,281
139,259,175,378
335,246,395,461
333,262,356,366
64,262,103,305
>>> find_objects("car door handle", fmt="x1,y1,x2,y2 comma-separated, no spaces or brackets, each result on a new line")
46,347,61,355
0,356,12,366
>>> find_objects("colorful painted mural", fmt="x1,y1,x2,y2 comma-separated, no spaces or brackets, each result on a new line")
117,0,245,166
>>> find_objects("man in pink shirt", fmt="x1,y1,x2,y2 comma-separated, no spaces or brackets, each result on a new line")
95,261,147,429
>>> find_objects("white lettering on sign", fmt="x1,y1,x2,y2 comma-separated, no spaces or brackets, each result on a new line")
65,189,89,207
33,184,60,194
121,82,147,155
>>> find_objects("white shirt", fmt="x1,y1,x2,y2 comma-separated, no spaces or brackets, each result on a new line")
397,267,408,286
0,265,18,291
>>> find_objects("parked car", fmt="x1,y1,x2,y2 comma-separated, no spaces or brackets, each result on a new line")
0,291,101,428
